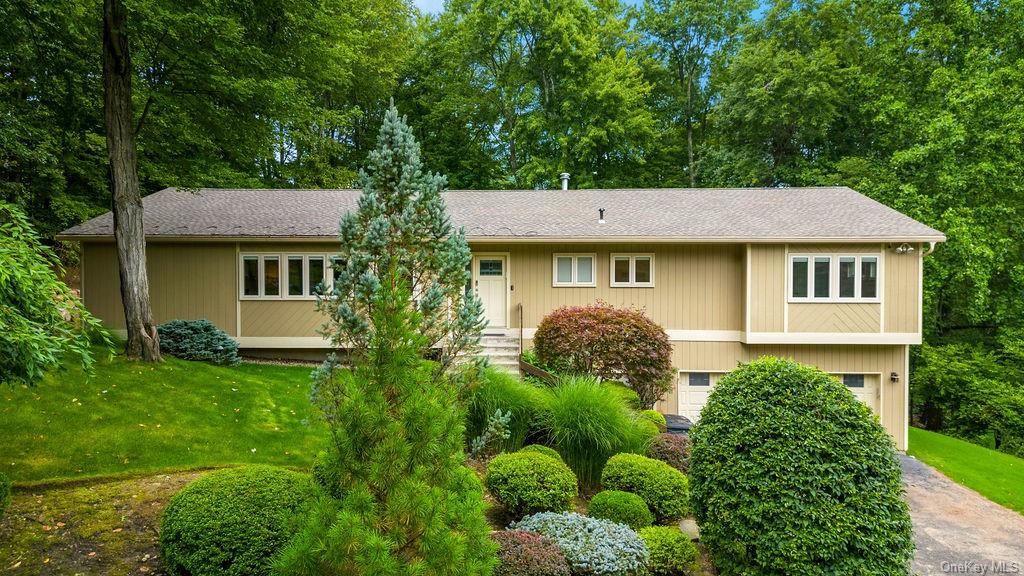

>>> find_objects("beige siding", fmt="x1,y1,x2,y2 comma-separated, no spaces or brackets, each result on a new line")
490,243,744,331
885,246,921,333
789,303,881,332
82,242,238,335
240,301,323,337
748,245,785,332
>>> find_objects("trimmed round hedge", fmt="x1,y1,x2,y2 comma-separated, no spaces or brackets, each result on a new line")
0,472,10,518
511,512,649,576
638,526,698,576
639,410,667,430
601,453,689,524
520,444,562,461
689,357,914,575
157,319,240,365
160,466,317,576
486,451,577,519
588,490,654,530
646,433,691,474
492,530,570,576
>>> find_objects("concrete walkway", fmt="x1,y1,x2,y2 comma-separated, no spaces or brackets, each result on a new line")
902,455,1024,575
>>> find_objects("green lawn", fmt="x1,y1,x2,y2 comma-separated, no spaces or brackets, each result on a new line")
0,353,327,485
908,427,1024,514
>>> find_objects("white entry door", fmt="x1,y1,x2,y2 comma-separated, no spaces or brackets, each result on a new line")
474,255,507,329
677,372,717,421
842,374,881,415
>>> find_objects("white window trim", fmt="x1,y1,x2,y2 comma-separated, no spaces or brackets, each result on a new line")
239,253,333,301
788,253,881,303
552,253,597,287
610,253,655,288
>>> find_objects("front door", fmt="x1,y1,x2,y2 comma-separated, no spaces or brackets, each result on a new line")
473,255,507,329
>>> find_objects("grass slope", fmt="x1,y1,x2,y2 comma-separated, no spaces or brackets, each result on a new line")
908,427,1024,514
0,354,326,484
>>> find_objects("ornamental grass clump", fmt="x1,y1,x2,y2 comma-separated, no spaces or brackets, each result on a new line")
601,453,689,524
486,450,577,519
689,357,913,575
467,368,548,452
511,512,649,576
588,490,654,530
492,530,571,576
544,376,656,486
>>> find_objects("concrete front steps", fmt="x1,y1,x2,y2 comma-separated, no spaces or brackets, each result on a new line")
478,334,520,375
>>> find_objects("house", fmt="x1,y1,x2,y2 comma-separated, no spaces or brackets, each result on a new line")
58,185,945,450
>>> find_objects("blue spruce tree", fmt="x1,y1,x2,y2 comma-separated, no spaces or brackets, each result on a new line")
274,106,495,575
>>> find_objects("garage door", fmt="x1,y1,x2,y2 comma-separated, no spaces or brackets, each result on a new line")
677,372,721,422
841,373,880,414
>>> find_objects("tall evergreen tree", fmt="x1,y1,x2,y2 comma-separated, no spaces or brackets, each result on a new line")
274,105,494,576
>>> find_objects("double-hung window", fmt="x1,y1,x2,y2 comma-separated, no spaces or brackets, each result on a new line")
610,254,654,287
789,254,880,302
241,253,333,299
553,254,596,287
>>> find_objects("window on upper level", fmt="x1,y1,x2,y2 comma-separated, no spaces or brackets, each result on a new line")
611,254,654,287
789,254,880,302
553,254,596,287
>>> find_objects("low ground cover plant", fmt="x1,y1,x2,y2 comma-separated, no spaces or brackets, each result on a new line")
638,526,699,576
533,302,674,408
486,450,577,519
156,319,240,365
646,433,691,473
159,466,317,576
587,490,654,530
492,530,571,576
690,357,913,575
601,453,689,524
511,511,649,576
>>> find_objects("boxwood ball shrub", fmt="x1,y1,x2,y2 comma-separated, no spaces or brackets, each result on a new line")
588,490,654,530
601,453,689,524
646,433,691,474
638,527,698,576
485,451,577,519
156,319,240,365
511,512,649,576
639,409,667,430
533,303,674,408
160,466,316,576
544,376,656,486
521,444,562,461
0,472,10,518
689,357,914,575
492,530,571,576
467,368,548,452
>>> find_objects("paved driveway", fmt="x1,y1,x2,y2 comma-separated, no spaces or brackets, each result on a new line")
902,455,1024,575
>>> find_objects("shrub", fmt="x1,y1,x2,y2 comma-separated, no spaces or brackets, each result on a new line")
160,466,316,576
638,527,698,576
544,376,656,486
157,319,240,365
511,512,649,576
486,451,577,519
0,472,10,518
533,302,674,408
467,368,548,452
646,433,691,474
310,450,343,499
521,444,562,461
639,410,667,430
470,408,512,460
492,530,571,576
601,454,689,524
607,382,643,410
689,357,913,575
588,490,654,530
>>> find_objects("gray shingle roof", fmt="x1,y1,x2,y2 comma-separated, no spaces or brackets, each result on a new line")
58,186,945,242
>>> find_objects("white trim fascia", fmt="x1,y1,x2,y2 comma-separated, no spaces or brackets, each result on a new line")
236,336,332,349
917,246,923,334
745,244,752,335
59,234,949,244
783,244,789,333
744,332,921,345
904,344,910,451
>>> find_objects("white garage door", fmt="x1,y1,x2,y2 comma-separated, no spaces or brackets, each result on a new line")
677,372,721,422
840,373,880,415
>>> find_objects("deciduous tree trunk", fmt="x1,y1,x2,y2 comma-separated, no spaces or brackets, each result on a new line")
103,0,160,361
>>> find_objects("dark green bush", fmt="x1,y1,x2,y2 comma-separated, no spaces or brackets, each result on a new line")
521,444,562,461
486,451,577,519
311,450,343,499
638,526,698,576
544,376,655,486
157,319,240,365
587,490,653,530
0,472,10,518
601,453,689,524
492,530,571,576
160,466,316,576
467,368,548,452
690,357,913,575
646,433,691,474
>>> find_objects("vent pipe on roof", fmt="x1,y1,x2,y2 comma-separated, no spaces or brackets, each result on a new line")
559,172,570,191
598,208,606,224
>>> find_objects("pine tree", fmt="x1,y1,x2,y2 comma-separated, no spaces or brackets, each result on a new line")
274,105,494,576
